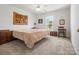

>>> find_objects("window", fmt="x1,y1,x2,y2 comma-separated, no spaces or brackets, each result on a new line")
45,16,54,25
46,16,54,22
45,16,54,29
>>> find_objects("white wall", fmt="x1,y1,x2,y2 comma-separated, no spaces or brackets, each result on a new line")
0,5,70,38
0,5,36,30
71,4,79,54
36,7,70,38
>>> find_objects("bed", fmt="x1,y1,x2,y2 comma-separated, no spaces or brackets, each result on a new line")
13,29,50,48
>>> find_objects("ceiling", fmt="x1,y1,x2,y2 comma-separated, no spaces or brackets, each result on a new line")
14,4,70,14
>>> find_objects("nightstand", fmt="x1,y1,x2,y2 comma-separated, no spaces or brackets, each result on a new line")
0,30,13,45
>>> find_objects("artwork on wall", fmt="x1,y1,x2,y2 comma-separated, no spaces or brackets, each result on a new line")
38,19,43,24
13,12,28,25
59,19,65,25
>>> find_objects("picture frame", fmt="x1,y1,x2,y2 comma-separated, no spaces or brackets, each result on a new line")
38,19,43,24
13,12,28,25
59,19,65,25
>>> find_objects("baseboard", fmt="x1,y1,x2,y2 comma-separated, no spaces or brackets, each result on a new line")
71,42,78,55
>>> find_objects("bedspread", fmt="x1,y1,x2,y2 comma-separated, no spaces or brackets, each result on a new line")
13,29,49,48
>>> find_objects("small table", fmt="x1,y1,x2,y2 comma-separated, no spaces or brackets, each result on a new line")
58,28,66,37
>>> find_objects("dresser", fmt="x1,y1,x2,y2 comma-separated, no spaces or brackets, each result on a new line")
50,31,57,36
0,30,13,44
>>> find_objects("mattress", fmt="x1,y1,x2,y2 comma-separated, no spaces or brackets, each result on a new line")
13,29,50,48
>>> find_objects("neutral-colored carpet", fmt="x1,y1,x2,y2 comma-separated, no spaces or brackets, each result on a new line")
0,36,76,55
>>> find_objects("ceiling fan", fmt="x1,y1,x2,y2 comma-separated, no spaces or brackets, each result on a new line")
36,5,47,13
36,5,41,11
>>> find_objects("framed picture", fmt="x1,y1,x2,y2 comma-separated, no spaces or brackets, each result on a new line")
59,19,65,25
38,19,43,24
13,12,28,25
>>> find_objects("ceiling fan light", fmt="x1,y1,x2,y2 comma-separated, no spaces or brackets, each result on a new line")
36,5,41,11
36,8,40,11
